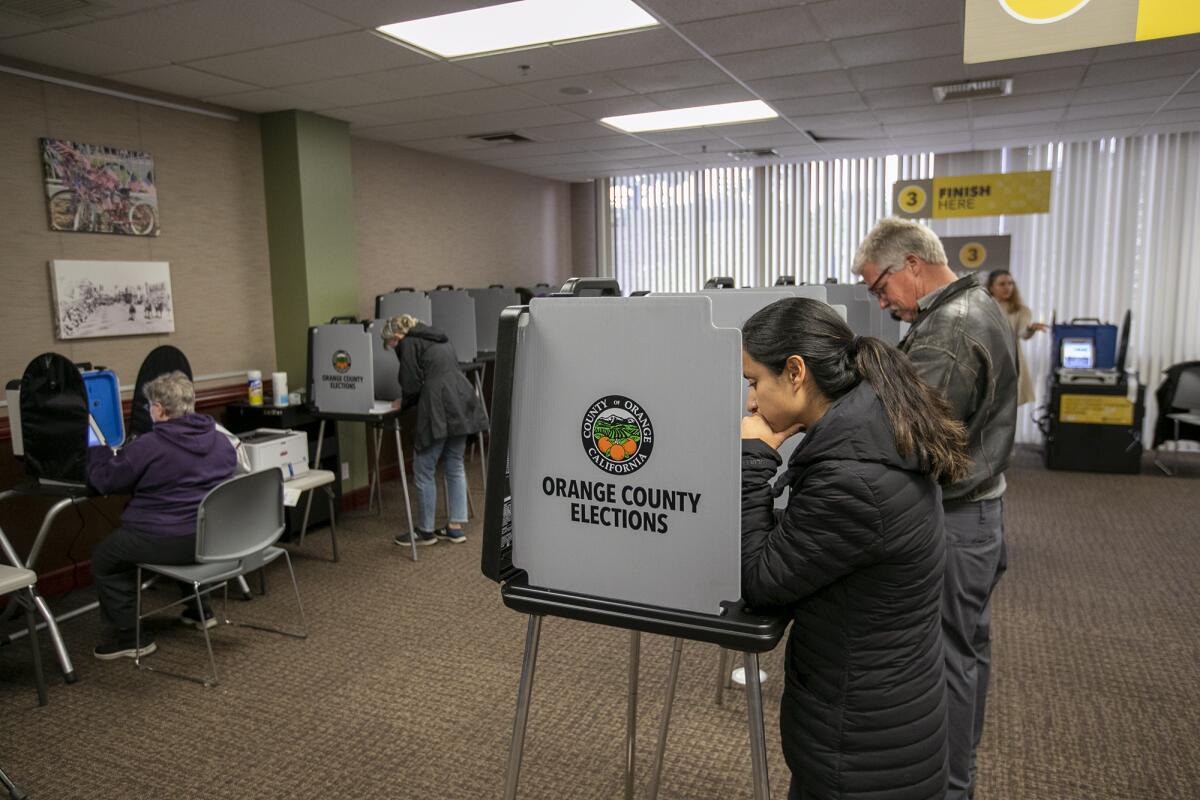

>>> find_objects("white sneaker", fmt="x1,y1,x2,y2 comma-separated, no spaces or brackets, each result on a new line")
730,667,769,687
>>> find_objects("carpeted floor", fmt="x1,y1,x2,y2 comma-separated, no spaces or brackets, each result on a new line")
1,447,1198,799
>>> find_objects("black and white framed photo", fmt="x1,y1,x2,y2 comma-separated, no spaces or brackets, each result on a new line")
50,259,175,339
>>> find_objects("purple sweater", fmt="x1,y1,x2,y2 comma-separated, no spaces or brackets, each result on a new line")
87,413,236,537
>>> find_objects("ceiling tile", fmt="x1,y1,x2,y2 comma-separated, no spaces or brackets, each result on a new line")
384,135,491,154
702,118,796,138
455,45,587,85
553,28,697,73
717,42,841,80
862,84,936,110
806,0,960,38
971,126,1059,146
872,104,966,124
963,48,1095,78
1071,77,1192,105
749,70,857,100
1083,52,1200,87
643,83,754,108
640,1,805,25
431,86,545,116
358,63,497,100
185,32,431,88
1056,114,1148,134
514,74,634,104
831,24,961,69
887,133,971,150
772,92,869,115
203,87,322,113
972,108,1064,130
561,95,664,119
849,55,966,91
65,0,357,62
968,90,1078,117
1065,97,1165,121
676,6,822,55
885,118,969,136
1092,33,1200,62
0,16,53,38
637,127,731,144
722,132,819,148
297,0,496,27
0,30,166,74
668,138,747,154
520,121,631,141
607,59,729,93
107,65,257,97
282,76,416,109
790,109,881,130
376,105,588,140
1164,92,1200,112
999,66,1087,95
1143,108,1200,126
327,97,454,127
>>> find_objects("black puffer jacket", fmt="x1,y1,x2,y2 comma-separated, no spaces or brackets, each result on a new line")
741,381,947,800
396,323,489,451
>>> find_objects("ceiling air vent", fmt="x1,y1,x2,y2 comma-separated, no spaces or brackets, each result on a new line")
727,147,779,161
467,131,534,144
0,0,100,20
932,78,1013,103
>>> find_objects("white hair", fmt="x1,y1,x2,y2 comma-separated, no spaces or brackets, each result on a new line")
143,370,195,419
851,217,948,276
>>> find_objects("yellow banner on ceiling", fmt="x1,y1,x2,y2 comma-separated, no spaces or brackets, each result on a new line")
892,171,1051,219
965,0,1200,63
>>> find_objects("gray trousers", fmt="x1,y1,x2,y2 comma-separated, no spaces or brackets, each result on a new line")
942,498,1007,800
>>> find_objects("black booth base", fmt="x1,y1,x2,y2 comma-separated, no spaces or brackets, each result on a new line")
500,575,786,653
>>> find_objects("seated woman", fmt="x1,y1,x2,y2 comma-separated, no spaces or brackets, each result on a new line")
380,314,488,546
88,371,236,660
740,298,969,800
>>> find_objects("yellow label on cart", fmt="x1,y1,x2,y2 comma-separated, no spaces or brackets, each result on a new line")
1059,394,1134,425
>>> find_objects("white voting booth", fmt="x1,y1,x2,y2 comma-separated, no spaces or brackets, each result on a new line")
306,320,419,560
483,282,785,800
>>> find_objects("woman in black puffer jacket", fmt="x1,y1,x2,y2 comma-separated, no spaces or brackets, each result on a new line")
740,298,969,800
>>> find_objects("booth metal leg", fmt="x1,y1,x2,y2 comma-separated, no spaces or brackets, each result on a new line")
504,614,543,800
625,630,641,800
370,425,385,516
472,370,489,492
393,420,417,562
743,652,771,800
647,637,684,800
715,647,733,707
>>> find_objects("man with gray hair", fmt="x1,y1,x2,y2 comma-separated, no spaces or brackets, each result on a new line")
853,217,1017,800
88,371,236,660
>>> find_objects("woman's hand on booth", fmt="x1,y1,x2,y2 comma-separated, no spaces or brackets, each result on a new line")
741,413,802,451
390,398,403,411
1028,322,1049,334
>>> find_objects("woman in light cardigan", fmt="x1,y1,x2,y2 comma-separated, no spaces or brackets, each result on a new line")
987,270,1047,406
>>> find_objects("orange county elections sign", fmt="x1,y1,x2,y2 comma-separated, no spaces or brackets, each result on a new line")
965,0,1200,63
893,172,1051,219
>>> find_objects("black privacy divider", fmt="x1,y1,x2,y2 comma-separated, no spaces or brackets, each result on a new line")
130,345,193,437
19,352,89,482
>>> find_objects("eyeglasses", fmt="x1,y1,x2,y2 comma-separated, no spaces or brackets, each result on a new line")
866,265,894,299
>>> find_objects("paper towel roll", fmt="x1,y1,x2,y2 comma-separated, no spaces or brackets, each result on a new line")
272,372,288,407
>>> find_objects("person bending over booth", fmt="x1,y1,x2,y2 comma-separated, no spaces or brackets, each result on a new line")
88,371,236,660
380,314,488,547
740,298,969,800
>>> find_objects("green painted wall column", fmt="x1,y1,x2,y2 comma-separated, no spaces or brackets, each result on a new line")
260,110,367,489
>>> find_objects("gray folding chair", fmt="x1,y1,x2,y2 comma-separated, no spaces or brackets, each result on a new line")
134,469,307,687
0,564,47,708
1156,365,1200,475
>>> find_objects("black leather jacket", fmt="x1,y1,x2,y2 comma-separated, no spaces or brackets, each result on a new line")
899,274,1018,502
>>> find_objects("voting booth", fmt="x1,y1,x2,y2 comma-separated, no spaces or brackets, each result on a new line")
467,287,520,356
374,288,433,327
307,318,419,559
483,280,784,800
429,289,479,364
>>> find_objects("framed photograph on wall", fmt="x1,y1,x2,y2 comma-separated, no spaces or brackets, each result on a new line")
41,138,159,236
50,260,175,339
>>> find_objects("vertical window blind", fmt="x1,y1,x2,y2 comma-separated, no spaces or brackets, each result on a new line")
599,133,1200,445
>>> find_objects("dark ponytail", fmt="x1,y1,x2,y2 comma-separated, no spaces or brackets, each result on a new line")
743,298,970,484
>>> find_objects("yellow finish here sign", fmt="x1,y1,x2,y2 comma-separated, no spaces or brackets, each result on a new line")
966,0,1200,63
892,171,1051,219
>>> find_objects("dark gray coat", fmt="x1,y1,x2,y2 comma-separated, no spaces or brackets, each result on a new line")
396,323,489,451
741,381,947,800
899,273,1017,502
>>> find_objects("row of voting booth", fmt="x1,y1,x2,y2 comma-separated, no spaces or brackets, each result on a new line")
479,277,897,800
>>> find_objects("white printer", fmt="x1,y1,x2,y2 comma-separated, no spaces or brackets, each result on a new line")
237,428,309,480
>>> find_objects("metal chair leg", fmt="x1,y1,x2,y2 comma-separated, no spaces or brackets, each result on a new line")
626,630,641,800
647,637,684,800
743,652,772,800
23,591,47,707
504,615,543,800
0,766,29,800
326,487,339,562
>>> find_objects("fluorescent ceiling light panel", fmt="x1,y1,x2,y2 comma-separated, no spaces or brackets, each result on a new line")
601,101,778,133
376,0,658,58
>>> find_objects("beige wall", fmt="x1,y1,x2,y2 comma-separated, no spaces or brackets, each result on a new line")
570,181,597,278
352,137,573,317
0,71,276,396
